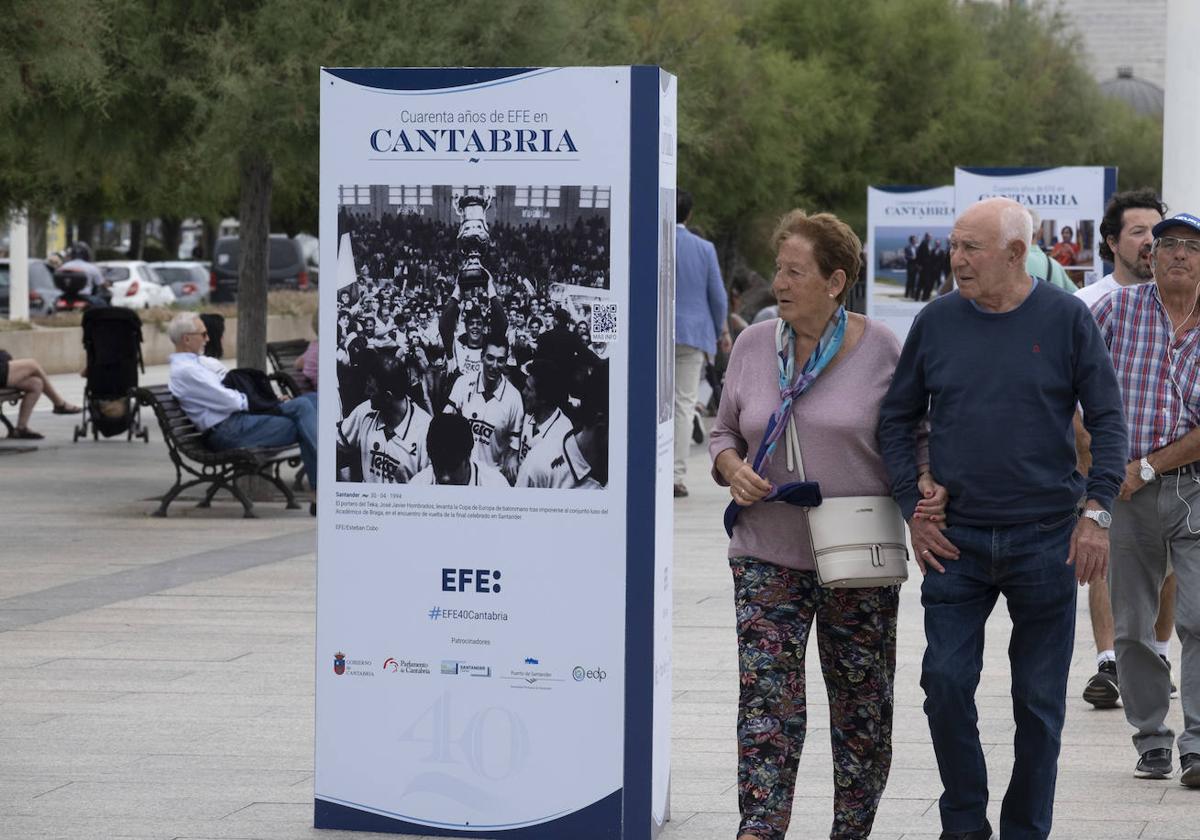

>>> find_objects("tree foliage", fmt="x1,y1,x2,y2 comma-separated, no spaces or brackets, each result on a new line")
0,0,1165,283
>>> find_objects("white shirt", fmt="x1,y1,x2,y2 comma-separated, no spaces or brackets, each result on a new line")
409,461,510,487
337,399,431,483
516,428,603,489
1074,273,1124,309
451,336,484,378
517,407,569,466
446,371,524,470
168,352,247,432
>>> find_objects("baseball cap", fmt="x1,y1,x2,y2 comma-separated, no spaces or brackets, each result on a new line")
1152,213,1200,238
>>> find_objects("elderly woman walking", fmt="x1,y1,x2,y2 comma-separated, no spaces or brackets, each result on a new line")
710,210,939,840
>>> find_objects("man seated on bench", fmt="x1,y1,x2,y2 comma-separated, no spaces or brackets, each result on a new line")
0,349,82,439
166,313,318,489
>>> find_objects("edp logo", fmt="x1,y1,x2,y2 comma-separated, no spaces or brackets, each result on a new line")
572,666,607,683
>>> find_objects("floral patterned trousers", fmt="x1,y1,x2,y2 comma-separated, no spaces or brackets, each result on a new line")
731,557,899,840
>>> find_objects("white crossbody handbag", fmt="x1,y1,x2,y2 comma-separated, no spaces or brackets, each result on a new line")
781,414,909,588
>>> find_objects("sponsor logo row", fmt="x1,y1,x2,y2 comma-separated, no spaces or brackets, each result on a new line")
334,652,606,688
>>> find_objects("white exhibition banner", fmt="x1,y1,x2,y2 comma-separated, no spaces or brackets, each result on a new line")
954,166,1115,289
316,67,676,840
865,185,955,341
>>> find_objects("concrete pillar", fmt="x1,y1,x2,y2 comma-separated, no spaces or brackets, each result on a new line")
8,211,30,322
1162,1,1200,213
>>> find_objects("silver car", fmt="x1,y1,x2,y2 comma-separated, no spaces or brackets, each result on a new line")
150,261,210,306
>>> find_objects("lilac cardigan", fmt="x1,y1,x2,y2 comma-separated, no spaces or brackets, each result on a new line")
709,317,909,571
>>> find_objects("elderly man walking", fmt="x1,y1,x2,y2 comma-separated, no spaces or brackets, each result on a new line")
879,197,1128,840
673,190,728,497
1092,212,1200,786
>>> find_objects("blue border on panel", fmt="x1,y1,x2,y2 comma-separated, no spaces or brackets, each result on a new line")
315,791,622,838
324,67,535,90
958,166,1053,177
623,65,661,840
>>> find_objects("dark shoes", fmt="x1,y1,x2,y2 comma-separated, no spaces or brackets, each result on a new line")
1182,753,1200,788
940,820,993,840
691,412,705,444
1160,654,1180,699
673,483,688,498
1083,659,1120,708
52,403,82,415
1135,747,1174,779
9,427,44,440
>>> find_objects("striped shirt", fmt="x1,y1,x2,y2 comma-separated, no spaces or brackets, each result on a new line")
1092,282,1200,460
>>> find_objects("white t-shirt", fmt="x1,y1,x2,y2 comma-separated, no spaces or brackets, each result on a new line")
517,407,569,465
451,336,484,378
409,461,510,487
516,428,603,489
337,399,431,483
1074,273,1126,310
446,372,524,470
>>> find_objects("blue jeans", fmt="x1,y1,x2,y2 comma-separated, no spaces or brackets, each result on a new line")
207,393,318,489
920,513,1077,840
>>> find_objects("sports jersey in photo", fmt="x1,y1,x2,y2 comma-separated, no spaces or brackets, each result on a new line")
516,428,603,489
446,371,524,469
409,461,510,487
338,399,432,483
451,336,484,378
517,407,570,465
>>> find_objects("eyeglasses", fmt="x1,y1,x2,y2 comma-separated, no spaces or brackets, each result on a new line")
1155,236,1200,255
188,330,209,338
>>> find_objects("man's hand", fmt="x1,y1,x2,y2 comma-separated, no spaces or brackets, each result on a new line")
1118,459,1147,501
718,331,732,354
909,514,959,576
1068,507,1110,585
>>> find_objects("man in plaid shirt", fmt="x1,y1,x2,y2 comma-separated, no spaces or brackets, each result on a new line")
1092,212,1200,786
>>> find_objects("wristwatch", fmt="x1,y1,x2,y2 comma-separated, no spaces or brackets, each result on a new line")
1139,457,1156,482
1083,509,1112,528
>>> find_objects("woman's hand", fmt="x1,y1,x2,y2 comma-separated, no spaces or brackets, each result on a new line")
914,471,948,525
728,462,772,507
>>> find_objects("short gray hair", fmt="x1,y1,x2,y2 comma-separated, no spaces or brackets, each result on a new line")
1000,202,1033,248
167,312,202,345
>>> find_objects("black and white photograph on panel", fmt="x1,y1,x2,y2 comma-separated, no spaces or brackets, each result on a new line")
334,184,611,489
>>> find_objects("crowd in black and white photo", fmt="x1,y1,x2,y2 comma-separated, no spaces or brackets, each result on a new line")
333,192,611,489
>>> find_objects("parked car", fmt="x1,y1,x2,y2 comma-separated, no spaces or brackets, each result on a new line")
150,260,210,306
98,261,176,309
0,258,62,317
210,235,314,303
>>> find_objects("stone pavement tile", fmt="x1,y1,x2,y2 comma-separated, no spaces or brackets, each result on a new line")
663,811,907,840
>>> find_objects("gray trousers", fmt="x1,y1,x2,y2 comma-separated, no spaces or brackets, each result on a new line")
1110,474,1200,756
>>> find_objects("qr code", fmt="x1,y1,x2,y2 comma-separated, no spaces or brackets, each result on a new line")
590,303,619,342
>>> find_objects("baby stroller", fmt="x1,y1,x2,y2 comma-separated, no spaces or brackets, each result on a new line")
74,307,150,442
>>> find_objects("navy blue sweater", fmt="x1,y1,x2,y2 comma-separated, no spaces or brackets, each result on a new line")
878,281,1127,526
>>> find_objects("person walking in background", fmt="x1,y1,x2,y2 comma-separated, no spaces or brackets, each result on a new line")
879,197,1127,840
1091,212,1200,786
904,234,920,299
1073,188,1178,709
712,209,943,839
674,189,728,498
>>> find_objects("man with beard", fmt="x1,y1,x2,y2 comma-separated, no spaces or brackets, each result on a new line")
337,355,431,483
1074,190,1180,710
1092,212,1200,784
445,332,523,483
514,359,573,486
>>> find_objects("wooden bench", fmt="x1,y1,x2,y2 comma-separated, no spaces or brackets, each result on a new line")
136,384,302,518
266,339,315,399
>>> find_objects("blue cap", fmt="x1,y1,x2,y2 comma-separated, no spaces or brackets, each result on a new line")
1152,213,1200,238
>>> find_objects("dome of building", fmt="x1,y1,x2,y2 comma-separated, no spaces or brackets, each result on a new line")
1099,66,1164,118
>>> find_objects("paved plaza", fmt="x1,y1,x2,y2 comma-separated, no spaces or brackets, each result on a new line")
0,367,1193,838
